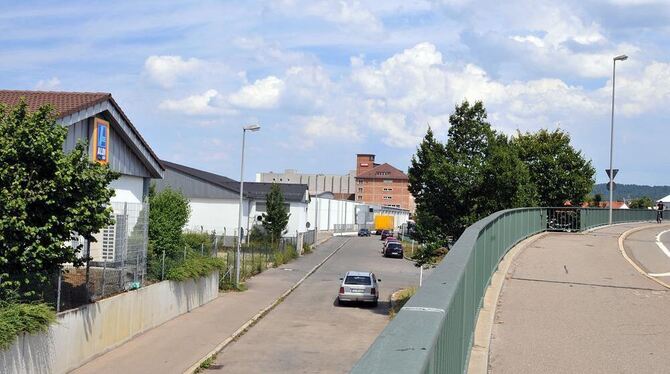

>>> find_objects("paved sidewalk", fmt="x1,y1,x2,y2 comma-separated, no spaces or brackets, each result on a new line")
72,236,345,374
489,224,670,374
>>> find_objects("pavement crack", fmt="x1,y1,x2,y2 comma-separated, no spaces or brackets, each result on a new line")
510,276,668,292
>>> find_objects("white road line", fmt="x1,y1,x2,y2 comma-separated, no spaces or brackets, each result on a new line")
649,272,670,277
655,229,670,258
648,229,670,277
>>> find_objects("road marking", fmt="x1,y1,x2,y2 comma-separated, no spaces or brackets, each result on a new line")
656,229,670,258
618,225,670,290
649,272,670,277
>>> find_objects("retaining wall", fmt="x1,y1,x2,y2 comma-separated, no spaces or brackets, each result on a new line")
0,272,219,374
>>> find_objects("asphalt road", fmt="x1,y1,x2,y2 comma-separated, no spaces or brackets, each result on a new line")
206,235,425,374
623,224,670,284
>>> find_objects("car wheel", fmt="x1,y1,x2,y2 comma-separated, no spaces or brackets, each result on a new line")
372,299,378,307
338,298,345,306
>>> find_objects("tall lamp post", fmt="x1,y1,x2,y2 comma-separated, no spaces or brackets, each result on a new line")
236,124,261,286
608,54,628,225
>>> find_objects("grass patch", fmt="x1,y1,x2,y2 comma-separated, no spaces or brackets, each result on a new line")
0,302,56,350
388,287,417,319
165,256,227,282
219,280,248,292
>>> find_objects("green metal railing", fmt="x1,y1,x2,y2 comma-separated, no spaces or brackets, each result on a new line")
351,207,656,374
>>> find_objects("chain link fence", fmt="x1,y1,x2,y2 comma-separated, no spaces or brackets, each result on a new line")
53,202,149,312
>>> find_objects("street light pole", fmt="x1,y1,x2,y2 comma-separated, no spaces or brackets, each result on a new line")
236,124,260,286
608,54,627,225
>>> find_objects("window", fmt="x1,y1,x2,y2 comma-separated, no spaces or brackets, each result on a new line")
376,171,390,176
383,196,392,200
357,180,364,185
345,275,371,285
358,187,363,192
383,187,393,192
357,195,363,201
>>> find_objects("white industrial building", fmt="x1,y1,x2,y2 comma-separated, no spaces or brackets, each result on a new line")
155,161,310,238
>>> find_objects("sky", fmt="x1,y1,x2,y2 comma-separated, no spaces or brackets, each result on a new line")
1,0,669,185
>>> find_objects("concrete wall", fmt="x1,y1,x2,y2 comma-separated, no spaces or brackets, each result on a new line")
1,272,219,374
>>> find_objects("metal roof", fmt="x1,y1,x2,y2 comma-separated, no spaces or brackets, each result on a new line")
161,160,309,202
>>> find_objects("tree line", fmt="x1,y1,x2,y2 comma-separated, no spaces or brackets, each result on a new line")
408,100,595,250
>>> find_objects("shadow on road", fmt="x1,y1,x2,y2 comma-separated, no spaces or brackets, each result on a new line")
332,298,390,316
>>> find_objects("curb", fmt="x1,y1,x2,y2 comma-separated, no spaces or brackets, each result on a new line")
184,237,351,374
467,232,548,374
618,223,670,290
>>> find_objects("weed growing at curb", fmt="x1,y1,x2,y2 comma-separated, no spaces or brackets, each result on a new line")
194,353,217,373
388,287,417,319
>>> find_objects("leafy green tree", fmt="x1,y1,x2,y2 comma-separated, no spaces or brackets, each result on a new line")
408,127,449,244
513,129,595,207
629,196,653,209
262,183,290,243
148,185,190,258
0,101,118,300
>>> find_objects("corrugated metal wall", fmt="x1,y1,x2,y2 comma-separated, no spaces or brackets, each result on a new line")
154,168,239,199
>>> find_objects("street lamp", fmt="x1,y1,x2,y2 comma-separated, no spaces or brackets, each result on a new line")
608,54,627,225
236,124,261,286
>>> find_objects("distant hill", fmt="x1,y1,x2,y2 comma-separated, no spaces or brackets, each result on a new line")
592,183,670,200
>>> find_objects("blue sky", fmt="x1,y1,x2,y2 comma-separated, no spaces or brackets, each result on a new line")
2,0,669,185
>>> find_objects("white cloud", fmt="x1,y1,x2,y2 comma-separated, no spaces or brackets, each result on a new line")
159,89,222,115
35,77,61,90
301,115,362,147
613,62,670,116
229,76,285,109
144,55,206,88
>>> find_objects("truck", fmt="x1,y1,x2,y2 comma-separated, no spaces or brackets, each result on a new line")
373,215,395,232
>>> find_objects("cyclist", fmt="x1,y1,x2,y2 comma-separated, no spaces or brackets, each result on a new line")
657,201,665,223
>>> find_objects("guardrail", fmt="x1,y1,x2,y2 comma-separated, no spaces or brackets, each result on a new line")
351,207,656,374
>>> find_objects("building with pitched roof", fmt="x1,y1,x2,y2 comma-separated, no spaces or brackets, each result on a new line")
0,90,163,263
354,154,414,212
155,160,311,238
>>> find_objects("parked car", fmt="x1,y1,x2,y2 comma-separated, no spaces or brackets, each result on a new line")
383,242,404,258
382,237,398,249
338,271,380,306
380,230,393,240
358,228,371,237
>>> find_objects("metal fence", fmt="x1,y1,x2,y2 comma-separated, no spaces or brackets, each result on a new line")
54,201,149,312
216,236,300,284
305,229,316,246
351,207,656,374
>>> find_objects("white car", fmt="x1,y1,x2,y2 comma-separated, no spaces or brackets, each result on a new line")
338,271,380,306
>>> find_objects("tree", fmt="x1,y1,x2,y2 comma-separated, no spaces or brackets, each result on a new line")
629,196,653,209
409,101,535,242
513,129,595,207
147,185,190,259
0,101,118,300
408,127,449,244
262,183,290,243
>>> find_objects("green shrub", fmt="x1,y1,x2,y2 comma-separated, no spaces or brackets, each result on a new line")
0,302,56,349
302,243,312,254
165,256,226,282
183,231,214,251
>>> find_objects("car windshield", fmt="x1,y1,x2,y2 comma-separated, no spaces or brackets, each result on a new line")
345,275,372,285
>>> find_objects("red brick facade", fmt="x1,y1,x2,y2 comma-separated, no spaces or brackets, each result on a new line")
354,154,415,212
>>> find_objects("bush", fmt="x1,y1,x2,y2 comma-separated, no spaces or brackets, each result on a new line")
165,256,226,282
302,243,312,254
183,231,215,251
412,242,449,266
0,302,56,349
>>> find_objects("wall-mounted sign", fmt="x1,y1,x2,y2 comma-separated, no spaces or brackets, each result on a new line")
92,118,110,164
360,163,369,167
